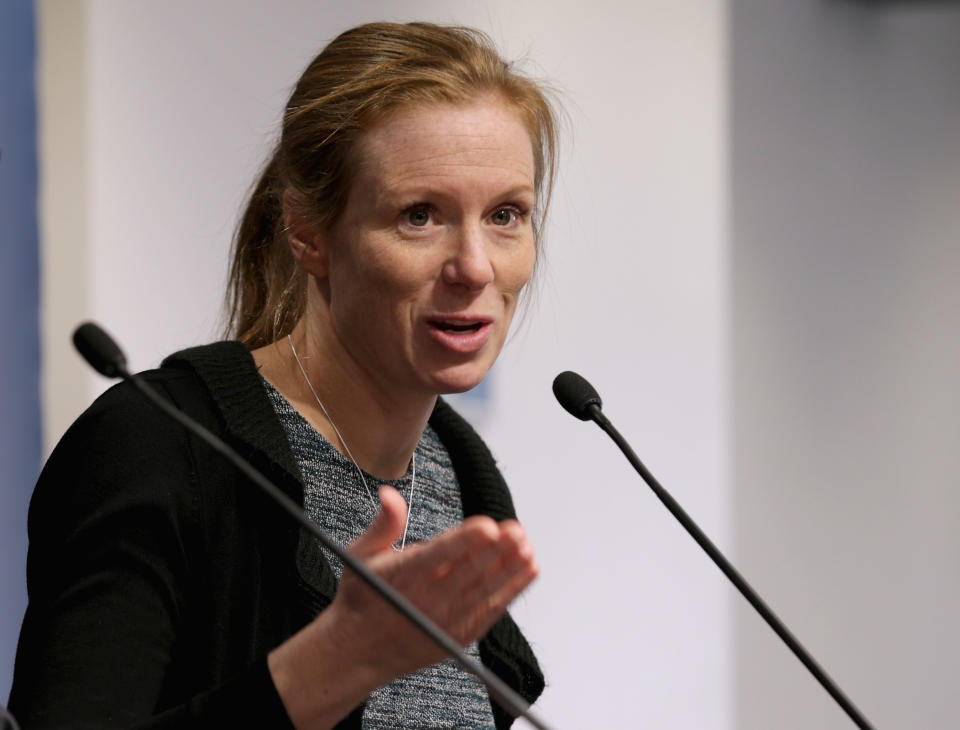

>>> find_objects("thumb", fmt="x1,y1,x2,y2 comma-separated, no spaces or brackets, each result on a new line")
349,485,408,560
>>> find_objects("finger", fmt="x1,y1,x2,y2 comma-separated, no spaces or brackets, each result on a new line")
410,521,532,640
440,521,527,597
483,529,538,605
394,515,501,582
468,557,540,640
456,526,536,617
456,531,539,642
349,485,407,560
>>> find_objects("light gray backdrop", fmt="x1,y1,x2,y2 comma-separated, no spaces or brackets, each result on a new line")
6,1,957,728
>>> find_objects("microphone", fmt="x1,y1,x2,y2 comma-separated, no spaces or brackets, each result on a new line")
552,371,603,422
73,322,129,378
69,322,554,730
552,371,876,730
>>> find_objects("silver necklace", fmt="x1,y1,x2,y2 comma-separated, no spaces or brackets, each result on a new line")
287,334,415,551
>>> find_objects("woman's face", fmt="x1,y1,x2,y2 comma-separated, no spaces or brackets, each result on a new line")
312,94,537,398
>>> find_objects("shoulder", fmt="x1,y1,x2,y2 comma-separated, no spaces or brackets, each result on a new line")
159,340,257,414
30,342,258,540
48,341,254,465
161,340,256,386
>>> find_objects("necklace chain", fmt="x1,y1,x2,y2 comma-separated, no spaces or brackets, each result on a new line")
287,334,415,551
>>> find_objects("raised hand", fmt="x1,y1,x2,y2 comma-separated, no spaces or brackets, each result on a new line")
268,485,538,729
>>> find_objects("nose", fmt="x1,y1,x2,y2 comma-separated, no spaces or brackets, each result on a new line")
442,224,494,290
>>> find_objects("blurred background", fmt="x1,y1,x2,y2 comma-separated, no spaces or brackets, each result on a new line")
2,1,958,727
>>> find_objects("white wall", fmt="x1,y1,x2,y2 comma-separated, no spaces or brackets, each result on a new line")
731,2,960,728
37,1,729,728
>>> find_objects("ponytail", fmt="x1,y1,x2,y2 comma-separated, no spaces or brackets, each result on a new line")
226,155,305,348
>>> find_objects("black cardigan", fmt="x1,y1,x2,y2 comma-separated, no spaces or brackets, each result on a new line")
9,342,543,729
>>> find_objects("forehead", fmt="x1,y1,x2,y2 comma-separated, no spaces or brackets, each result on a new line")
351,96,536,195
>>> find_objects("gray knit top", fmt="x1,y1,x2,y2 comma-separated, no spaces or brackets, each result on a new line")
262,379,496,729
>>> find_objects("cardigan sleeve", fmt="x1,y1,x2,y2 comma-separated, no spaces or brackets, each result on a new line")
7,378,295,729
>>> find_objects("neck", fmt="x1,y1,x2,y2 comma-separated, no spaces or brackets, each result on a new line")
256,319,435,481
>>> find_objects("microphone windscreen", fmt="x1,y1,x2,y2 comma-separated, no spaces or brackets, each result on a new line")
552,371,602,421
73,322,128,379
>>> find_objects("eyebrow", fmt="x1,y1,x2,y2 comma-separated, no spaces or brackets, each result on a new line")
379,182,536,206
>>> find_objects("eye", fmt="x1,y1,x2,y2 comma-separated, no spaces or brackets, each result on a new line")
404,206,432,227
490,207,519,226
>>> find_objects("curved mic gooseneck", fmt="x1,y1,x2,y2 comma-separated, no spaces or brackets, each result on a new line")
552,370,876,730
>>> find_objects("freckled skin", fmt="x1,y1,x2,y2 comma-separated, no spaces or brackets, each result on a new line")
319,96,537,397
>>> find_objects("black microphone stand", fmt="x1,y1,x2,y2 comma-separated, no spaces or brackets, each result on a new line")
554,371,876,730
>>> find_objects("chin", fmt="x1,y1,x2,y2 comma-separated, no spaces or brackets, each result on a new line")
427,363,491,395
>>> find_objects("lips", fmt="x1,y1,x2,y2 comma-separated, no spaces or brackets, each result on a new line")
426,315,494,354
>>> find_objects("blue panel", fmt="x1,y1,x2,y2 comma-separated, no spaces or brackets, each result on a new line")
0,0,41,703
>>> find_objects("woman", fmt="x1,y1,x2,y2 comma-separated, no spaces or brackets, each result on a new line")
10,22,557,729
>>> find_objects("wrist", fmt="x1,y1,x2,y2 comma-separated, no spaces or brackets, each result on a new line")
268,606,382,729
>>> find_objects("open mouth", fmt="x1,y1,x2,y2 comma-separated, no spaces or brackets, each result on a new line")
429,320,485,334
426,317,493,353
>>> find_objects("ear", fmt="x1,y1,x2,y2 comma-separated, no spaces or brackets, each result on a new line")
283,189,328,278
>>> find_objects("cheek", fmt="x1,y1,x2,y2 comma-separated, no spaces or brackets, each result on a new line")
335,240,429,300
501,240,537,297
331,250,436,337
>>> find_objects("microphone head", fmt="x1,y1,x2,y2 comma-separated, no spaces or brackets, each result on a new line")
73,322,128,379
552,371,603,421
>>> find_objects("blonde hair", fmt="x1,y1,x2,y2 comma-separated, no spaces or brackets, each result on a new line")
227,22,559,348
